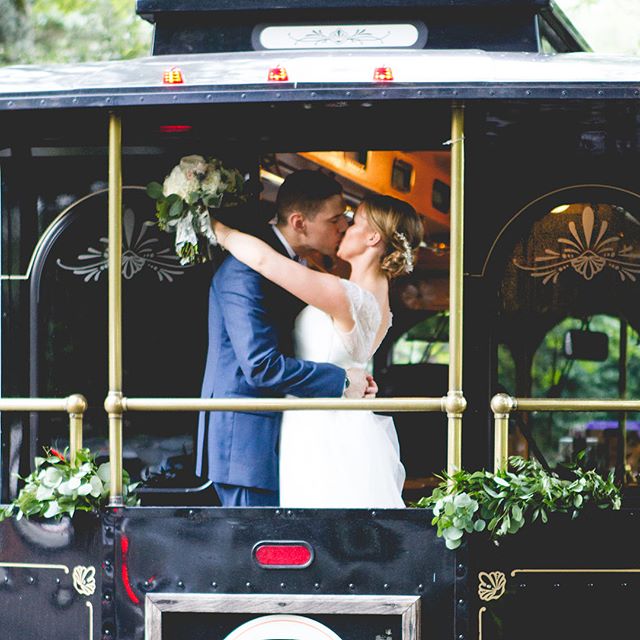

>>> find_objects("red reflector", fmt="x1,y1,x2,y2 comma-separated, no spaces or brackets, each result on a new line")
163,67,184,84
373,66,394,82
268,65,289,82
254,543,313,568
159,125,193,133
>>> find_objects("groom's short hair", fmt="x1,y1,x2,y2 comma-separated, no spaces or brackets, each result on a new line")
275,170,342,224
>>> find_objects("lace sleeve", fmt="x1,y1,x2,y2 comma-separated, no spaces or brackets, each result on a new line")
334,279,382,363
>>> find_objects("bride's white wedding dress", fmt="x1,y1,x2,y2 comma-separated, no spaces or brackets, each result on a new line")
279,279,406,508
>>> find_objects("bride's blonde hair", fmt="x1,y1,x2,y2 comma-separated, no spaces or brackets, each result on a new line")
360,195,423,279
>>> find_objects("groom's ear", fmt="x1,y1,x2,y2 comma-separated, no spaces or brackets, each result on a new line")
289,211,306,232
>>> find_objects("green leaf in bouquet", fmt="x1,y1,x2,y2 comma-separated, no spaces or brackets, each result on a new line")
146,181,165,200
169,198,184,219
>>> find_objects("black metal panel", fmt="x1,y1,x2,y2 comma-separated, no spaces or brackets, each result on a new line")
467,509,640,640
150,10,540,55
2,85,640,113
137,0,548,15
114,507,456,640
0,512,104,640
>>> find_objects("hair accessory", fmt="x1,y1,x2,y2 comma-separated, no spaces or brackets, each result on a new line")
394,231,414,274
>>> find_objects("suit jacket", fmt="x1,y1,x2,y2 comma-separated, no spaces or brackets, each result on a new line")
195,228,346,491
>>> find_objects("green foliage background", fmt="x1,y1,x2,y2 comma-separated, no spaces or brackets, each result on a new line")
1,0,152,65
0,0,638,66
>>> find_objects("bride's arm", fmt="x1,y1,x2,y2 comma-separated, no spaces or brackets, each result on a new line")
214,220,354,330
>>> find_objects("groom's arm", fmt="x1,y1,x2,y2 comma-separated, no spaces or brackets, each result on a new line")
216,258,346,398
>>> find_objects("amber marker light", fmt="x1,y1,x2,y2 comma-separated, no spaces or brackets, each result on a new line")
162,67,184,85
268,65,289,82
373,66,394,81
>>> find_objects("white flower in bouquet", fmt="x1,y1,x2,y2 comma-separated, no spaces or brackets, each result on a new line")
162,164,199,200
147,156,248,264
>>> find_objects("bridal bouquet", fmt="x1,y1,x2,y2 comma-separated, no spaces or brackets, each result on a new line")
146,155,248,265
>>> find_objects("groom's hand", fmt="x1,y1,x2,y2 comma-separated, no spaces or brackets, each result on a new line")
344,368,369,399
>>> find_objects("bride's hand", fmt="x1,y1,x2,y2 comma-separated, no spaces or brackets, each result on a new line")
364,375,378,399
211,218,233,248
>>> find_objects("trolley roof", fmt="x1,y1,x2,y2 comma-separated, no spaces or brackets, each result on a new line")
0,50,639,111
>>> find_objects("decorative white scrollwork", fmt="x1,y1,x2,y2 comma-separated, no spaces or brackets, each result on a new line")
57,208,190,282
513,205,640,284
478,570,507,602
289,27,389,46
72,565,96,596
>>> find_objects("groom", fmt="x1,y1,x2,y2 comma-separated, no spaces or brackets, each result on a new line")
195,170,372,507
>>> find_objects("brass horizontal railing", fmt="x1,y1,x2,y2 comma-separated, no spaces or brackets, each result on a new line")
121,397,448,413
490,393,640,473
0,395,88,464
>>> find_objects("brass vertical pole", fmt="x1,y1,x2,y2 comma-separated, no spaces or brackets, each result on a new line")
491,394,515,473
446,104,466,475
107,112,124,505
66,394,88,465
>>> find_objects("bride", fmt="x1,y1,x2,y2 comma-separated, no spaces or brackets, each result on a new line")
212,194,423,508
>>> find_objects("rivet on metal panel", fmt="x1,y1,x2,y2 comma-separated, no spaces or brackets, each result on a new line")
417,584,423,591
56,578,61,585
383,583,390,590
286,510,293,516
211,582,218,589
348,583,355,590
457,599,464,606
177,580,185,589
246,582,252,589
275,509,281,516
370,510,376,517
241,94,246,99
314,583,320,590
280,582,286,590
561,90,567,96
598,90,604,96
346,91,351,97
27,576,35,585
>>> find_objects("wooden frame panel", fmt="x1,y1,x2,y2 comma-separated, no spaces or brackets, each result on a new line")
145,593,421,640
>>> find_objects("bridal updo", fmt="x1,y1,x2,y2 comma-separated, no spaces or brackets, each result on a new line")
360,195,424,279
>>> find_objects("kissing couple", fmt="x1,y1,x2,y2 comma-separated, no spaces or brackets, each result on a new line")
196,170,423,508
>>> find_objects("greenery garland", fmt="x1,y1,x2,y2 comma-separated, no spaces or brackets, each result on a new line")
0,447,139,521
415,456,621,549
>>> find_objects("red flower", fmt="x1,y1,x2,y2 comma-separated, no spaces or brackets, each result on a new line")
50,448,66,461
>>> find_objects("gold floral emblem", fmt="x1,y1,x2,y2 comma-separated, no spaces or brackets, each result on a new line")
513,205,640,284
72,565,96,596
478,571,507,601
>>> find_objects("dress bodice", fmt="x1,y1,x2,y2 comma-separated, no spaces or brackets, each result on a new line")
292,279,389,369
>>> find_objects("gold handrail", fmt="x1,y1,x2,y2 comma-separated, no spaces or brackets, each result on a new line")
490,393,640,472
0,394,87,464
122,397,446,412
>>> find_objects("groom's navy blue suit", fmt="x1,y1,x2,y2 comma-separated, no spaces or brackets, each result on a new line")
195,229,345,504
